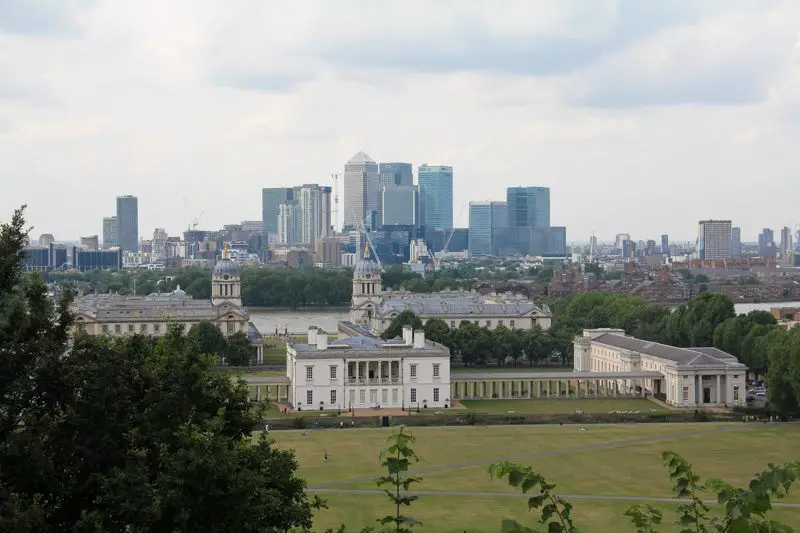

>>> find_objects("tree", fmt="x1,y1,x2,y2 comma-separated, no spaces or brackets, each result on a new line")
490,451,800,533
493,325,522,366
423,318,452,353
0,207,321,532
187,320,229,358
376,427,422,533
381,310,423,340
226,331,254,366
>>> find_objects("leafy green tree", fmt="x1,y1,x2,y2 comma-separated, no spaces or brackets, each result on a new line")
0,207,321,532
226,331,254,366
381,310,423,340
423,318,453,353
493,325,522,366
187,320,229,357
376,427,422,533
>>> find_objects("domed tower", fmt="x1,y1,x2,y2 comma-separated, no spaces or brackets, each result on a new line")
211,258,242,307
350,245,382,325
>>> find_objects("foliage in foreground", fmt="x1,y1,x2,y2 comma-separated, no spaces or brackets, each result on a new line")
1,206,322,532
491,451,800,533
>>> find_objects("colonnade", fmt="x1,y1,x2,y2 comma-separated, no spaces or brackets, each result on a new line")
250,384,289,402
450,377,656,400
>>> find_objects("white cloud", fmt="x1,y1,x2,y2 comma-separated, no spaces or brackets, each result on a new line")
1,0,800,244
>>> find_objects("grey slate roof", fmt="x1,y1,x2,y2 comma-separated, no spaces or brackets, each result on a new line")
592,333,744,368
73,292,249,322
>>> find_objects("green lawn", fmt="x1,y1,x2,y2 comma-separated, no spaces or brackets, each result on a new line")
460,398,665,414
270,423,800,532
452,366,572,373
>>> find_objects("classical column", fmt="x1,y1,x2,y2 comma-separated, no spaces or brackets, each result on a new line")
556,380,561,397
537,381,542,398
716,374,721,404
255,385,261,402
546,380,551,397
696,374,702,405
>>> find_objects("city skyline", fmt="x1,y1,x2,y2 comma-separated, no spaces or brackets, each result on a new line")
2,1,800,241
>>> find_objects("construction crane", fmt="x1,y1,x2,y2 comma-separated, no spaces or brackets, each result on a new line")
331,173,340,232
352,212,383,271
429,227,456,271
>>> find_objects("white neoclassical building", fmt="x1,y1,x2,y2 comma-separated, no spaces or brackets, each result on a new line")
71,257,264,362
573,328,747,408
350,247,552,333
286,323,451,411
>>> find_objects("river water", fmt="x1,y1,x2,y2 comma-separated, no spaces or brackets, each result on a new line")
249,301,799,334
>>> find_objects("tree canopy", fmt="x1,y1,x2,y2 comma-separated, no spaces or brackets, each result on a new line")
1,206,320,532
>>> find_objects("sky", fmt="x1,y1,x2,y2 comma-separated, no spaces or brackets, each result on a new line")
1,0,800,245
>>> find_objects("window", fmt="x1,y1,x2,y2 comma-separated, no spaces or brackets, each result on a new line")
154,324,161,333
128,324,134,333
450,321,455,327
474,320,478,325
330,390,337,405
392,389,399,403
409,364,417,378
102,325,109,333
433,364,440,378
485,320,491,327
433,388,440,402
733,375,739,379
114,324,121,333
682,387,689,402
733,386,739,401
330,366,337,379
140,324,147,333
306,390,313,405
77,324,86,332
498,320,503,326
382,389,388,404
227,322,235,333
410,388,417,403
306,366,313,380
359,390,366,404
510,320,515,328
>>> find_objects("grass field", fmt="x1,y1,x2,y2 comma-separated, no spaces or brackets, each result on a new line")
270,423,800,532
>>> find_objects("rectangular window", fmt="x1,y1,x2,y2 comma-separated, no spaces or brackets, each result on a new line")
682,387,689,401
306,390,313,405
128,324,134,333
392,389,398,403
409,364,417,378
102,325,109,333
485,320,491,327
510,320,515,328
450,321,455,328
330,366,337,379
330,390,337,405
382,389,388,404
498,320,503,326
306,366,313,380
733,386,739,401
410,388,417,403
733,375,739,379
140,324,147,333
359,390,366,404
433,388,440,402
433,364,440,378
153,324,161,333
227,322,235,333
114,324,121,333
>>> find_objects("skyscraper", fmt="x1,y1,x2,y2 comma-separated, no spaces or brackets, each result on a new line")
378,162,413,188
381,185,418,226
116,195,138,253
697,220,732,260
469,201,507,256
262,188,294,236
418,164,453,230
661,234,669,257
297,184,332,244
343,151,379,229
758,228,775,257
102,216,118,249
506,187,550,228
277,202,301,244
780,226,793,255
731,227,742,257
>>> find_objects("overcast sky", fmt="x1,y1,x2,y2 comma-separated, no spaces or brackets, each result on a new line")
2,0,799,244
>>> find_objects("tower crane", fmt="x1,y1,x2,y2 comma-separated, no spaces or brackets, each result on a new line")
352,212,383,271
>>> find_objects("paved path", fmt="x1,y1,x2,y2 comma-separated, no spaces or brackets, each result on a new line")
311,424,753,489
308,488,800,509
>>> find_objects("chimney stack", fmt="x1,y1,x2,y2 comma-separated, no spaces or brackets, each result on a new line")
412,329,425,349
317,331,328,350
402,325,413,345
308,326,318,345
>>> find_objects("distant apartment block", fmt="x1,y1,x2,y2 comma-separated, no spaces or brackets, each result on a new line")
697,220,732,260
103,216,119,249
262,188,294,236
116,195,139,253
731,227,742,257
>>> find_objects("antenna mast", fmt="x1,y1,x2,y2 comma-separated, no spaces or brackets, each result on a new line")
331,173,340,232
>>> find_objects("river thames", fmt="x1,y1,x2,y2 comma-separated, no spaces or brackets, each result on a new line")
249,301,800,334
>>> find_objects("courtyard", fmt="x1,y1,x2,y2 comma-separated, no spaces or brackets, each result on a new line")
269,422,800,532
